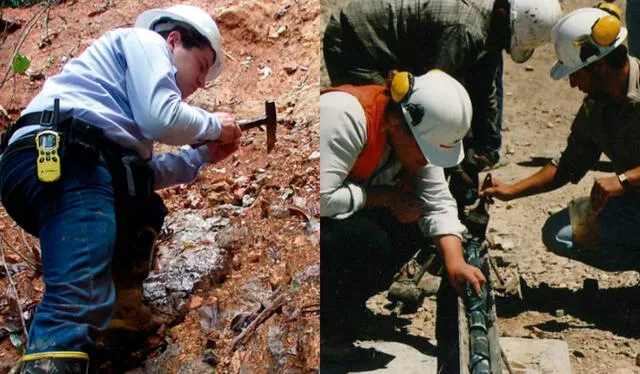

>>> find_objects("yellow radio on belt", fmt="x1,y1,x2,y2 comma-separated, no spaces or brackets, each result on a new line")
35,130,61,182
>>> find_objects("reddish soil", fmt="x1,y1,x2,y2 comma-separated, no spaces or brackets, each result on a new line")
0,0,319,372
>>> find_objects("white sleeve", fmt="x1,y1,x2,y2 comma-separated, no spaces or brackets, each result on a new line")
320,92,369,219
149,146,211,190
413,164,468,239
121,29,221,146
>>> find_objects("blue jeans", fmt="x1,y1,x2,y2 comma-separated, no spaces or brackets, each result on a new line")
541,194,640,271
627,0,640,58
0,145,117,355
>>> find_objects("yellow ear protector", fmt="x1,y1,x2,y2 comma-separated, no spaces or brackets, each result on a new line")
573,13,622,63
591,14,622,46
589,2,622,46
594,2,622,20
390,71,414,103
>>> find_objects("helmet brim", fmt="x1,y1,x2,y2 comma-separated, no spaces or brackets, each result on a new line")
510,46,535,63
417,135,464,169
549,62,579,80
549,27,628,80
402,105,465,169
135,9,223,81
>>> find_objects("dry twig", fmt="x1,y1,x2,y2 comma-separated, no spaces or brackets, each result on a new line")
222,49,237,62
488,255,504,287
231,290,291,351
67,39,80,57
0,2,50,90
500,344,515,374
0,232,40,268
20,229,40,263
0,235,29,338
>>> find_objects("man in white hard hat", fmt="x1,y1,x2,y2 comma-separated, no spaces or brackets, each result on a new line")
323,0,562,210
481,8,640,270
0,4,240,372
320,70,485,362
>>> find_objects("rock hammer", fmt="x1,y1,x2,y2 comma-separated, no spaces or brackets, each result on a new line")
238,101,277,152
191,101,277,152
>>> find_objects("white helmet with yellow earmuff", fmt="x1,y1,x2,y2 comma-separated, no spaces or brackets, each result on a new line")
550,7,627,80
389,70,472,168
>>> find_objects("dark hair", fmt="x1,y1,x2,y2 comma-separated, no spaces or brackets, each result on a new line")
154,19,211,51
584,44,628,71
602,44,628,69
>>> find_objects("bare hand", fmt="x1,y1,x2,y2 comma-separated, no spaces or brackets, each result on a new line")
213,112,241,144
478,177,514,201
207,140,240,163
446,261,486,297
590,176,624,214
388,192,421,223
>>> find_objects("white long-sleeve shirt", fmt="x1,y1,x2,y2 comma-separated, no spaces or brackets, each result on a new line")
13,28,221,190
320,91,467,239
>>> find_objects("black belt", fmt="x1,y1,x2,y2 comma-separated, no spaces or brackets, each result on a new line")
1,133,40,159
17,110,71,127
0,110,73,154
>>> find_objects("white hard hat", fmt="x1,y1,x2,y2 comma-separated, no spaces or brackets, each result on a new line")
509,0,562,63
550,8,627,80
399,70,472,168
135,5,223,81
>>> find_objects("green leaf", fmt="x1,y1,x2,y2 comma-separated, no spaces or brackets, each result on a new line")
12,53,30,74
9,333,22,350
290,280,300,293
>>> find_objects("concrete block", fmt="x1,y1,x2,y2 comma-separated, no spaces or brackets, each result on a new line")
500,337,572,374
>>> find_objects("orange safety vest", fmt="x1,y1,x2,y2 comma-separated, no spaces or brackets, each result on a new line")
321,85,389,181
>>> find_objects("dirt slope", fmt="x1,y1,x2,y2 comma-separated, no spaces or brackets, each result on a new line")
0,0,319,372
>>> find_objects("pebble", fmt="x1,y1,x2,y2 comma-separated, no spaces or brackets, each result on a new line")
493,254,517,267
203,349,219,367
573,349,586,358
554,309,565,317
189,296,203,309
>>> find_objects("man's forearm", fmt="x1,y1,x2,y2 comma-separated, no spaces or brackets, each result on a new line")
434,235,465,269
510,163,565,199
624,166,640,189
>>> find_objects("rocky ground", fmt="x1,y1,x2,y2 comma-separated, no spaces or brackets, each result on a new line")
321,0,640,373
0,0,319,373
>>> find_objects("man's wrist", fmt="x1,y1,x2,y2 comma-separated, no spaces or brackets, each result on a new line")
618,172,631,191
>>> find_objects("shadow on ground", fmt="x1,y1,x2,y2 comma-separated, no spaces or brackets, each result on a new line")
496,277,640,339
321,313,437,373
517,157,613,173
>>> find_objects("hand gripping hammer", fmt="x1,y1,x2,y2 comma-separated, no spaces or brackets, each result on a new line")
191,101,277,152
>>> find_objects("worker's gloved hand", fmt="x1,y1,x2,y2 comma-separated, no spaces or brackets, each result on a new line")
471,153,494,172
448,165,478,207
207,141,239,163
213,112,241,144
464,148,497,172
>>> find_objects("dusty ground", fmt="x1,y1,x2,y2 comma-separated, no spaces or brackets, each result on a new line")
0,0,319,372
321,0,640,373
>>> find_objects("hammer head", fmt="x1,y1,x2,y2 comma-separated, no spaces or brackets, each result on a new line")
264,101,277,152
